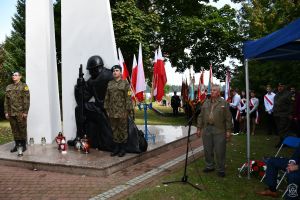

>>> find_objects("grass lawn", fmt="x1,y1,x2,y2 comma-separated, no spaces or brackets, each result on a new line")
0,120,12,145
126,132,293,200
134,104,187,126
0,106,295,199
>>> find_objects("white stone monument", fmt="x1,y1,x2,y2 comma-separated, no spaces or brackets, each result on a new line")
61,0,118,140
26,0,62,144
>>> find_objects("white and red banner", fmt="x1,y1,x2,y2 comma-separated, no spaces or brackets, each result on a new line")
197,70,206,103
225,69,231,101
131,54,137,99
154,46,167,101
151,50,158,99
118,48,129,80
132,43,146,102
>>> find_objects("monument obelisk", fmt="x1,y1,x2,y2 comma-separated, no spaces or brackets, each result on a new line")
26,0,62,143
61,0,118,140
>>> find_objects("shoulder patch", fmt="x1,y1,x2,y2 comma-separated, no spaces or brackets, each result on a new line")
128,90,132,96
24,86,29,91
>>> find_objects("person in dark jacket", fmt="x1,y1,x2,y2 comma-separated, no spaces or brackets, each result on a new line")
257,145,300,199
171,92,181,116
273,83,293,147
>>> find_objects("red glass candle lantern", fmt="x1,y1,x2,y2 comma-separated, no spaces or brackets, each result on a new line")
81,135,89,154
55,132,65,150
60,139,67,154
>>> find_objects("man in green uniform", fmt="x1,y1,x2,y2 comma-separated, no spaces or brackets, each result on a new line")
4,72,30,152
196,85,232,177
273,83,293,147
104,65,133,157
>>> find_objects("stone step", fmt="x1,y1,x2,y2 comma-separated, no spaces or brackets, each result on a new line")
0,125,197,177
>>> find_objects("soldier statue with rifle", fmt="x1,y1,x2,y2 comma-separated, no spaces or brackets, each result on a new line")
74,55,114,150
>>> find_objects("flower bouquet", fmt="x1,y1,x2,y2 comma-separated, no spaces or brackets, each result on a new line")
238,160,267,178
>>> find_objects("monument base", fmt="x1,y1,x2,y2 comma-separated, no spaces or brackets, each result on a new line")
0,125,198,177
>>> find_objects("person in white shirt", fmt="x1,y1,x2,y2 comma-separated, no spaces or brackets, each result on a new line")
249,90,259,135
230,89,241,134
238,91,247,134
264,85,276,135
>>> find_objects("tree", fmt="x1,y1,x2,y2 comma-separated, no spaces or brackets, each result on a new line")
231,0,300,94
112,0,160,82
112,0,242,81
151,0,243,79
2,0,25,75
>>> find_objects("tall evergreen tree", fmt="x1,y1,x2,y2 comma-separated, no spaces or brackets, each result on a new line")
3,0,25,76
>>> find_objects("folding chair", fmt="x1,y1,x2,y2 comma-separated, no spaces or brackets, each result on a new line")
260,136,300,190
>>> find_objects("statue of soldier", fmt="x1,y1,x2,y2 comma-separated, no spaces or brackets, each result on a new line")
4,72,30,153
74,55,114,150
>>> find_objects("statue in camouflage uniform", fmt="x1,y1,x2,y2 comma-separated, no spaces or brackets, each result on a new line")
104,65,133,157
4,72,30,153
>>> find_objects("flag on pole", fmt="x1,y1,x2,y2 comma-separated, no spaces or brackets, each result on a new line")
151,50,158,99
135,43,146,102
155,46,167,101
207,63,213,95
198,69,206,103
117,48,129,80
225,68,231,101
188,67,195,100
131,54,138,99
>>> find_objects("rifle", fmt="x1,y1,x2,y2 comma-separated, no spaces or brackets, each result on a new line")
77,64,86,137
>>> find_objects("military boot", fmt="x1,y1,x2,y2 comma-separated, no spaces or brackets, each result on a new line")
10,140,19,153
118,143,126,157
110,143,120,157
22,140,27,152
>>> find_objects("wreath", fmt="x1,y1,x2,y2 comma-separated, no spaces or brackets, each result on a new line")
238,160,267,178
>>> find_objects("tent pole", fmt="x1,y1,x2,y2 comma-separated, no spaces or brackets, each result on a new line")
244,59,251,179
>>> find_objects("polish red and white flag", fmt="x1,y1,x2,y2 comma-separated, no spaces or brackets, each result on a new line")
117,48,129,80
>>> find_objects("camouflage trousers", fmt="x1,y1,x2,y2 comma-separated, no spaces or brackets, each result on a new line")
110,117,128,143
9,115,27,140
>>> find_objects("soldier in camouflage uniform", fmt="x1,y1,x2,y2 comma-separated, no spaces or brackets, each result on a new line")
4,72,30,152
104,65,133,157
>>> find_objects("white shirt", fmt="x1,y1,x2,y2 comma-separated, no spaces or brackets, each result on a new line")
264,92,275,113
230,93,241,108
238,98,247,112
249,97,259,114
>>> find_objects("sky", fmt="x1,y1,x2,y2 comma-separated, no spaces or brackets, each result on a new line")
0,0,17,43
0,0,241,85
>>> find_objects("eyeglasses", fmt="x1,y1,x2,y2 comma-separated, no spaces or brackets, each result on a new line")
12,74,20,77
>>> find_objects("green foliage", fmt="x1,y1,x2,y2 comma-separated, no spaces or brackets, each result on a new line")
0,0,25,119
112,0,242,81
232,0,300,94
0,121,13,145
154,0,243,79
2,0,25,75
240,0,300,39
164,84,170,95
112,0,160,82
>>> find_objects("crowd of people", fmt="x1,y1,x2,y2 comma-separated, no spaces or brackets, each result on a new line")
193,83,299,199
228,83,299,147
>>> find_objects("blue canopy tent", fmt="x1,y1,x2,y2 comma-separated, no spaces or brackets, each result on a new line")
243,18,300,179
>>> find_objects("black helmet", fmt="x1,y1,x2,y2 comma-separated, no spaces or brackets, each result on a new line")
86,55,104,70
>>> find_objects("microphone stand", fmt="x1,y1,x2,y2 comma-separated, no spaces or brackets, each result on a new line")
163,108,202,191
